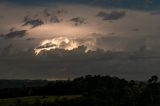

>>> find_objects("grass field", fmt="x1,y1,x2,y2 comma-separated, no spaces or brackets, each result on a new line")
0,95,81,106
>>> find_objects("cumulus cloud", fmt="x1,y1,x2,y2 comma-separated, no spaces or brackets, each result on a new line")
70,17,86,26
97,11,126,21
33,37,98,55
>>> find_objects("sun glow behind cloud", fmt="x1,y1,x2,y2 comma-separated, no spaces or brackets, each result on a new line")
34,37,79,55
34,36,99,55
28,23,99,38
1,2,160,55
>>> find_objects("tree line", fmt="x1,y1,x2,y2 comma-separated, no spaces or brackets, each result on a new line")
0,75,160,106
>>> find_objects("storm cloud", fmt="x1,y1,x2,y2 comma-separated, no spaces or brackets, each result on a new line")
0,46,160,80
0,0,160,80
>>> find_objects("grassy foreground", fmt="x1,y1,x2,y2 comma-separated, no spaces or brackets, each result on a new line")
0,95,81,106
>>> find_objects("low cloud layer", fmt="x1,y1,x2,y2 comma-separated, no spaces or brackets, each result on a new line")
0,45,160,80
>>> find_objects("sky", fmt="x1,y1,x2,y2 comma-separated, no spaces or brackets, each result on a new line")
0,0,160,80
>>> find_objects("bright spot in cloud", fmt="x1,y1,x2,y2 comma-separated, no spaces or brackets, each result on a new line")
34,37,79,55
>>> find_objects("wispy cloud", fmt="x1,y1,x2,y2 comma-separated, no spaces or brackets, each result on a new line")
2,30,27,39
97,11,126,21
70,17,87,26
22,16,44,28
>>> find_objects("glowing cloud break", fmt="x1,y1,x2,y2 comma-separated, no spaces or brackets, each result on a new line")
34,37,79,55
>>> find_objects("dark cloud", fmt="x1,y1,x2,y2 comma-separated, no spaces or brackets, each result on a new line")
56,9,68,14
43,8,67,16
36,45,87,56
3,30,27,39
22,8,64,26
43,8,51,17
2,0,160,10
36,43,56,50
50,16,62,23
43,8,66,23
0,44,35,56
92,0,160,10
97,11,126,21
26,38,35,41
70,17,86,26
9,27,15,32
22,16,44,28
0,45,160,80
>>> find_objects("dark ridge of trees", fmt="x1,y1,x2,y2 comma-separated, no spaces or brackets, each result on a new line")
0,75,160,106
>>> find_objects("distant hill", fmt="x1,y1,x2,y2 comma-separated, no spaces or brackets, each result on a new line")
0,80,50,89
